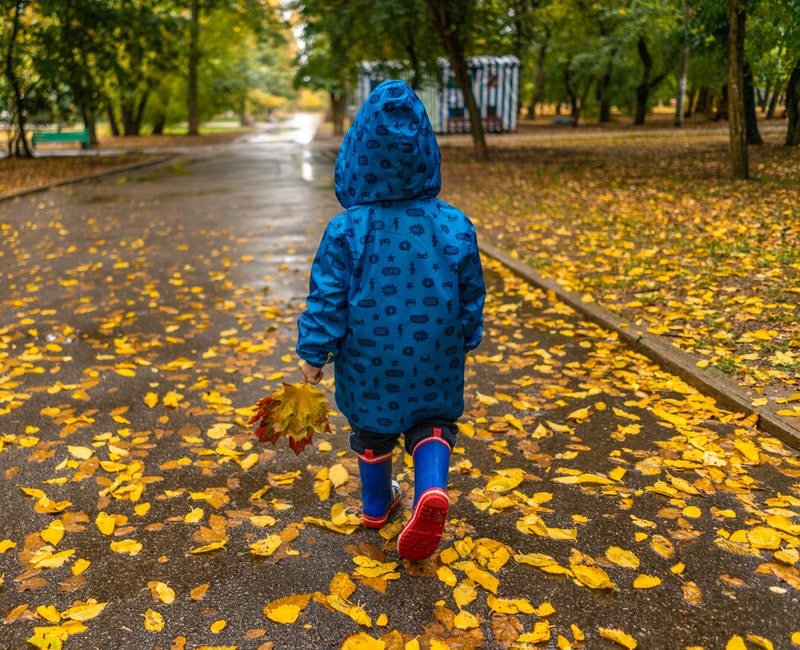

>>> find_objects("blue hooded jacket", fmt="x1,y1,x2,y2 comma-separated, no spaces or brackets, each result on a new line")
297,80,485,433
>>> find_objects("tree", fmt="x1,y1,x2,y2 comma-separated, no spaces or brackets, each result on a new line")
183,0,281,135
2,0,41,157
424,0,489,160
291,0,365,136
675,4,692,127
787,61,800,145
728,0,748,178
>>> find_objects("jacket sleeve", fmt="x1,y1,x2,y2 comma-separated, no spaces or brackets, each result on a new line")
296,220,351,367
459,229,486,352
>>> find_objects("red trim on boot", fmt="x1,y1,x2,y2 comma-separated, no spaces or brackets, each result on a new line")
356,449,394,464
397,487,449,561
362,481,402,528
410,434,451,456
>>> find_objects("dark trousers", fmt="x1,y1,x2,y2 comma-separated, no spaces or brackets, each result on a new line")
348,417,458,457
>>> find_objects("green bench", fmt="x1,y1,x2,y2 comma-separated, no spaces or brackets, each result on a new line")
31,128,90,149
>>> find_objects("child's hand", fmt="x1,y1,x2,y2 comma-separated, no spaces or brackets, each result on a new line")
301,361,323,385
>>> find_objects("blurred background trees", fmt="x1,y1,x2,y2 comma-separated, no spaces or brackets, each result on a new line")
2,0,798,175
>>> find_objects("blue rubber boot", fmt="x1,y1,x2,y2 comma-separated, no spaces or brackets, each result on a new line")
397,432,451,561
357,450,402,529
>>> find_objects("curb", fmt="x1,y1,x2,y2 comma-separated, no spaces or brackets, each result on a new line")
480,241,800,451
0,154,174,203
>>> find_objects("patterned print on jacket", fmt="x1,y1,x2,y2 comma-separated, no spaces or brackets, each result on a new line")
297,80,486,434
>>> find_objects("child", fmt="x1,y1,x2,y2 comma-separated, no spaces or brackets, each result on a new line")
296,80,485,561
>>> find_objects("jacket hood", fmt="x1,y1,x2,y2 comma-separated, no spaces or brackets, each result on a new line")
334,79,441,208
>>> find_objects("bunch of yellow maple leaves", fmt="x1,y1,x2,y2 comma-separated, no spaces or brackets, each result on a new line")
248,382,331,454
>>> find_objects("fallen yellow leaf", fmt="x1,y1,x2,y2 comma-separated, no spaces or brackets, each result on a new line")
632,574,662,589
599,627,637,648
143,609,164,631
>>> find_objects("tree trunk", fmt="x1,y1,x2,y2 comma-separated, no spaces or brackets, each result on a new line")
134,90,150,134
107,102,120,137
598,68,613,122
786,60,800,147
528,40,547,119
686,86,697,117
564,65,580,123
675,5,691,127
122,102,137,136
696,87,711,116
744,63,762,145
4,2,33,157
330,90,347,137
82,106,97,147
187,0,200,136
766,81,782,119
424,0,488,161
728,0,748,179
634,36,652,125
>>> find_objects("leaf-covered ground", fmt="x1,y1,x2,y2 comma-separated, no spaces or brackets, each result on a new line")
440,120,800,406
0,125,799,650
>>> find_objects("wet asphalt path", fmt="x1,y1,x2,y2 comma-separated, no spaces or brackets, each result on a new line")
1,119,799,649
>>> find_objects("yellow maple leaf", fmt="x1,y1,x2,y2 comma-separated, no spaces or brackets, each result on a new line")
340,632,386,649
31,548,75,569
40,521,65,546
330,572,357,600
353,556,399,580
61,600,108,621
36,605,61,623
554,472,613,485
67,445,93,460
263,594,311,624
486,594,534,614
163,391,183,408
748,526,781,550
605,546,640,569
567,407,591,421
599,627,637,649
453,581,477,609
546,421,573,433
249,535,282,557
189,540,226,554
650,535,675,559
27,627,69,649
210,619,227,633
143,609,165,631
464,563,499,594
184,508,204,523
0,540,16,553
328,463,350,488
437,565,457,587
453,610,479,630
745,634,774,650
734,439,761,462
571,564,615,590
110,539,142,556
72,558,91,575
485,468,525,492
518,621,551,643
95,513,118,537
147,581,175,604
535,602,556,617
632,574,661,589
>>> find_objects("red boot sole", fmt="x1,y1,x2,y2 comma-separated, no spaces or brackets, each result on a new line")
397,488,449,561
